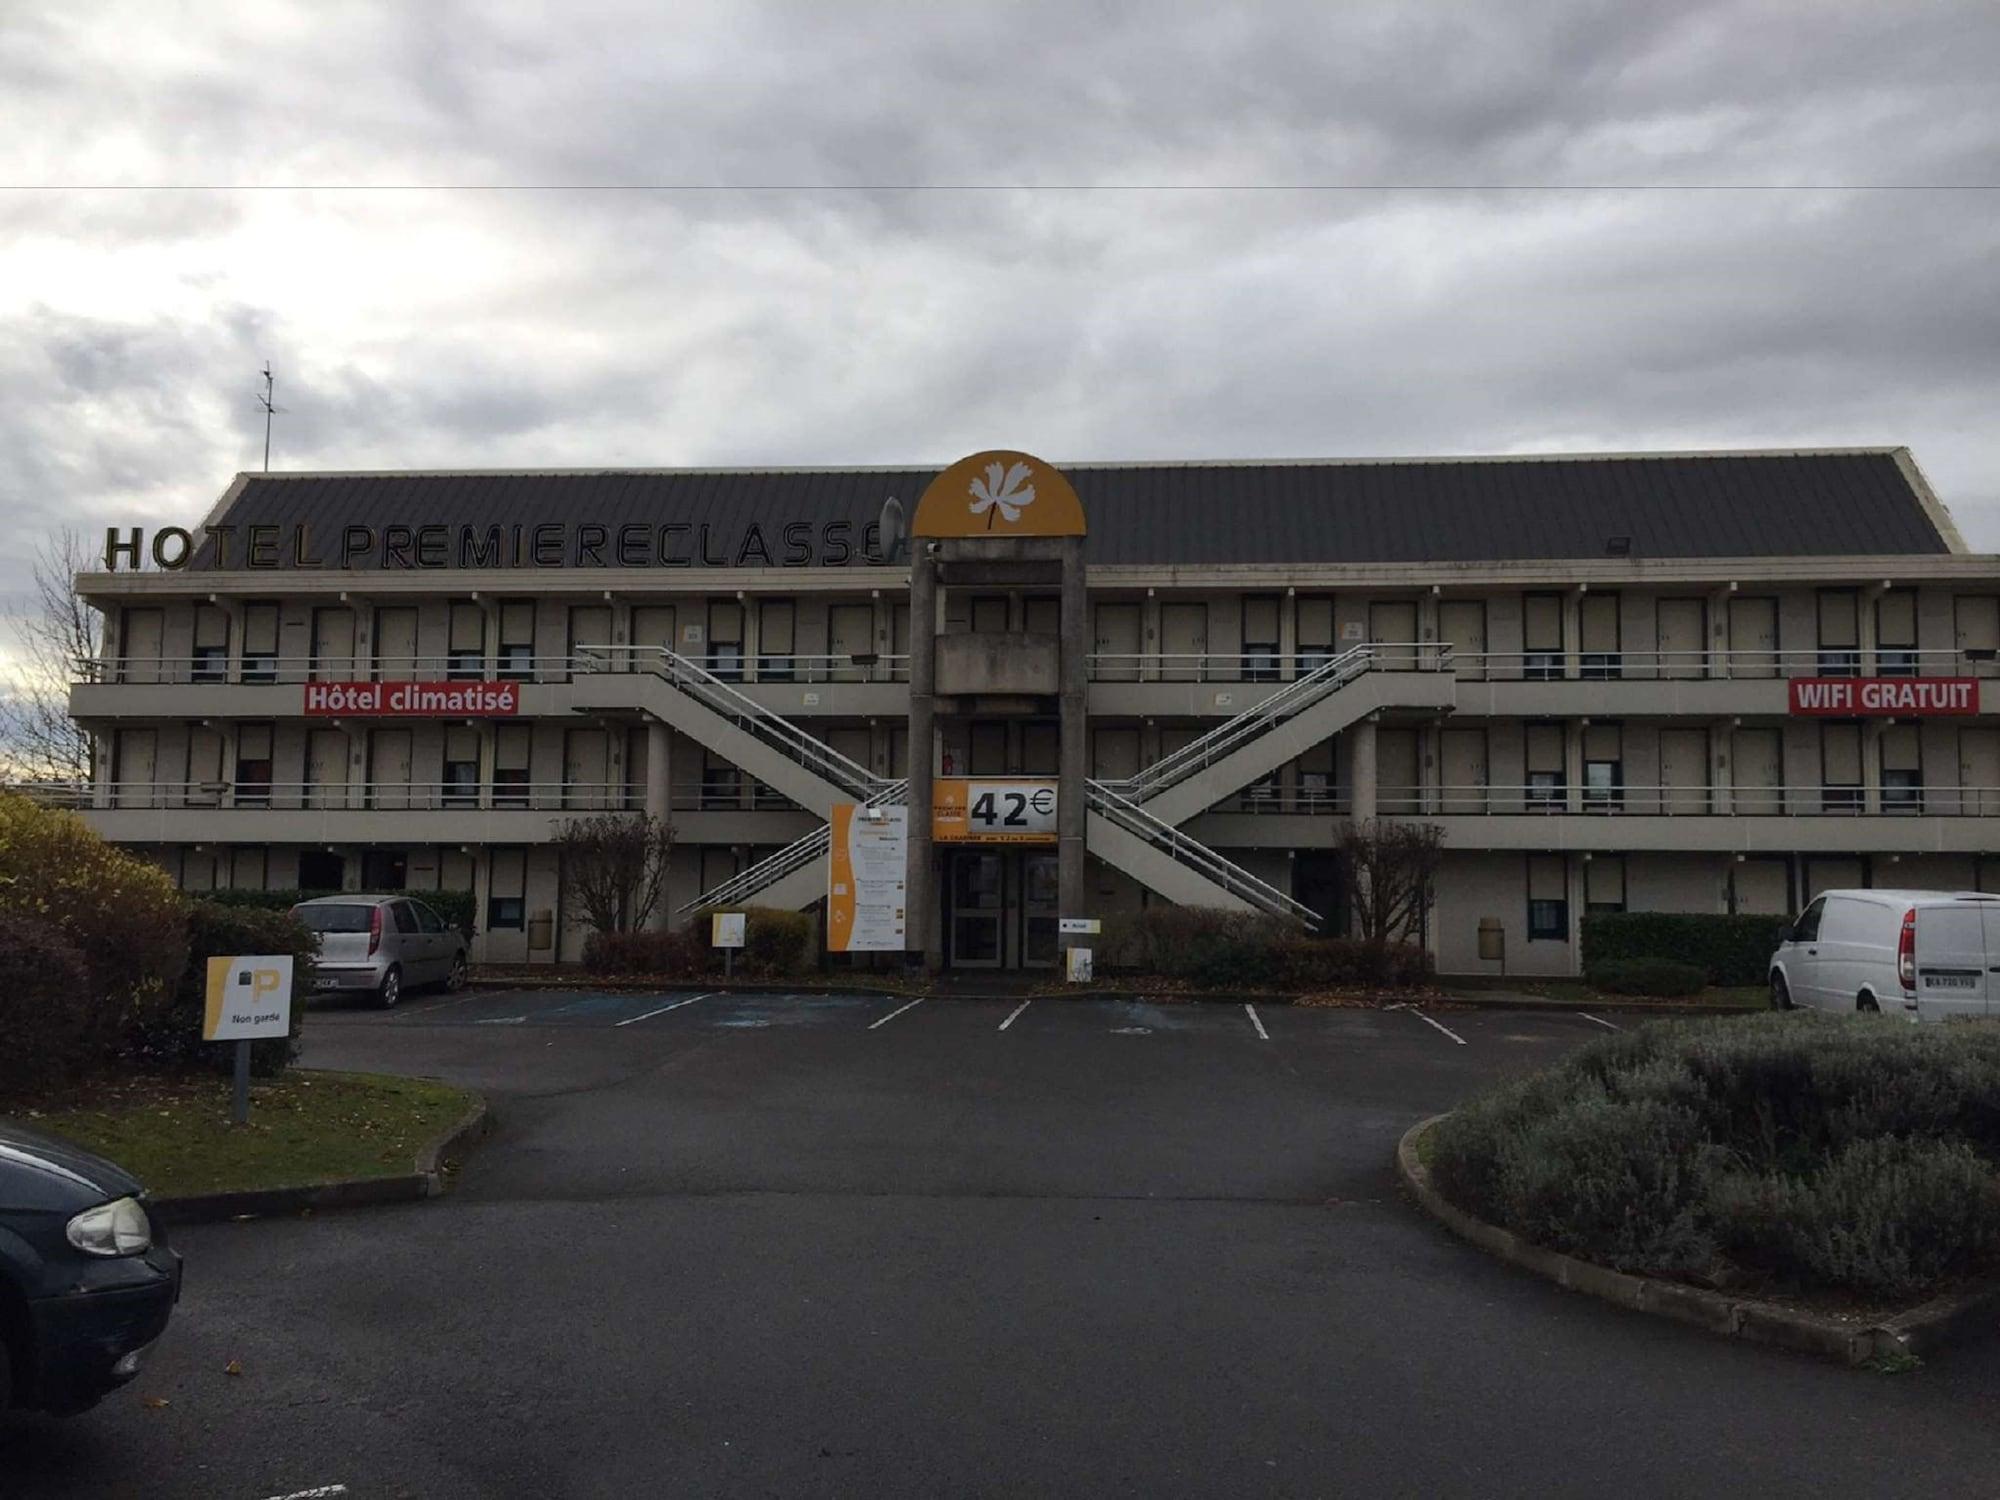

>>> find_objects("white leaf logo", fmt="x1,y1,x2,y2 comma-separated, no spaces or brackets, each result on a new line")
967,460,1036,529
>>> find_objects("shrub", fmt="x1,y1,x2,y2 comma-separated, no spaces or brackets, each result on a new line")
1427,1013,2000,1301
0,911,93,1096
584,909,817,978
126,901,317,1077
0,794,187,1054
204,886,478,938
1582,912,1791,987
583,927,705,976
1586,957,1709,998
1099,908,1432,989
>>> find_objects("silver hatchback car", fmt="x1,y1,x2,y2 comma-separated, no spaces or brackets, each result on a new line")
291,894,469,1008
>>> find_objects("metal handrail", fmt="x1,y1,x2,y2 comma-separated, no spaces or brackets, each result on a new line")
28,779,643,812
577,644,889,800
1086,779,1317,925
1115,643,1415,804
79,651,914,686
680,779,909,913
1384,783,2000,816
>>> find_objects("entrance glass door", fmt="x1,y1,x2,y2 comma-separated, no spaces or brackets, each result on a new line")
949,852,1004,968
1021,854,1059,967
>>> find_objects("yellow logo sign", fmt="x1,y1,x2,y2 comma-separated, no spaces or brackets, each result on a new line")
910,450,1086,539
202,954,296,1041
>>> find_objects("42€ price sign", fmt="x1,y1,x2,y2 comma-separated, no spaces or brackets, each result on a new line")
931,778,1059,844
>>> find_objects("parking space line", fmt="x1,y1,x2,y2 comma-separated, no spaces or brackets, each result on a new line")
1395,1004,1467,1046
1578,1012,1620,1031
868,997,926,1030
999,999,1032,1031
615,991,720,1028
1244,1003,1270,1040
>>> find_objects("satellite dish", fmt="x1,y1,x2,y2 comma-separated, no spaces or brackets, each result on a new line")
877,495,907,563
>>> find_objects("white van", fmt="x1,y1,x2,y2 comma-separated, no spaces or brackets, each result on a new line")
1769,889,2000,1021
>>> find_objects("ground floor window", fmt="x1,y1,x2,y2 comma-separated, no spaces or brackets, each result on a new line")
1526,853,1568,941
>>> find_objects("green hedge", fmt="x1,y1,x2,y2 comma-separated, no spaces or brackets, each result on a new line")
125,901,316,1077
1581,912,1791,987
585,908,817,979
1427,1015,2000,1300
1098,907,1433,989
204,886,478,939
1584,957,1709,998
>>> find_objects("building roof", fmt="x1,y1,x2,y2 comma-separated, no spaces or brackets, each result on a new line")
189,448,1958,569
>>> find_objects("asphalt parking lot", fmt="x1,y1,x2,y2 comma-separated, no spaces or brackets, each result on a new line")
10,989,2000,1499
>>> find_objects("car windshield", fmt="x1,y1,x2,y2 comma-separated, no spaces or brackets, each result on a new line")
290,903,374,933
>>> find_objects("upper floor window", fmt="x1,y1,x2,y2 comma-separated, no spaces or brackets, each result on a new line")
1242,595,1280,682
1817,590,1860,677
1522,593,1563,681
1578,594,1620,680
192,605,230,683
447,602,486,680
241,603,280,683
1876,590,1918,677
497,602,536,679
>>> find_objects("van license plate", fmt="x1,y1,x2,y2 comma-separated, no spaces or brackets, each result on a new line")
1923,975,1977,990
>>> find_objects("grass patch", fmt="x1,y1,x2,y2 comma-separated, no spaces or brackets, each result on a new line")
11,1070,476,1198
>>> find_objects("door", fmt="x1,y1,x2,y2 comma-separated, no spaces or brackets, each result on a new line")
949,852,1004,968
307,728,350,809
1913,903,1988,1021
412,899,456,982
1956,596,1999,677
1656,598,1706,679
564,728,611,809
386,900,434,982
1784,896,1828,1010
828,602,874,681
568,605,614,675
1294,854,1345,935
119,607,165,684
1021,854,1059,968
369,729,415,810
1732,728,1783,814
185,725,225,807
1377,727,1421,813
1368,601,1419,671
113,728,157,808
1659,728,1710,814
1438,600,1486,678
1729,597,1778,679
374,606,419,679
1160,602,1208,681
311,607,357,681
1093,602,1140,681
1440,728,1488,813
1960,728,2000,816
631,604,677,668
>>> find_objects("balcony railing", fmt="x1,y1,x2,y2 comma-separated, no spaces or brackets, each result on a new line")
1445,648,1993,683
1384,784,2000,816
1087,644,1444,683
16,780,644,813
80,652,911,687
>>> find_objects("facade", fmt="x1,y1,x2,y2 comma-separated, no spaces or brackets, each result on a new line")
56,445,2000,976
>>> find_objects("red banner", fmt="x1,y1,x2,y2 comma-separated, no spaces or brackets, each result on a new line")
303,681,520,717
1787,677,1978,716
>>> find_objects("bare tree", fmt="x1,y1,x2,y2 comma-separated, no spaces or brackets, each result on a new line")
1,529,100,784
555,811,675,934
1340,819,1446,958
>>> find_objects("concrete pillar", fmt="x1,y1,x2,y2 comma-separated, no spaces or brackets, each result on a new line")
1059,541,1090,930
644,720,673,928
1349,718,1378,824
906,550,940,969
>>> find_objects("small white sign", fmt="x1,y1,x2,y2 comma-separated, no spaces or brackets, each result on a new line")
1058,917,1101,935
1066,947,1094,984
202,954,295,1041
711,912,747,949
682,623,705,644
1341,621,1366,641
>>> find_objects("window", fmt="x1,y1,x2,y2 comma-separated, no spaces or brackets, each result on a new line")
1817,590,1860,676
758,599,796,681
389,901,420,935
497,602,536,679
1881,724,1923,813
487,849,526,930
1522,593,1564,680
1876,590,1918,676
1582,725,1622,810
1527,854,1568,940
970,596,1009,634
241,603,280,683
1579,594,1620,680
1296,598,1334,674
1821,722,1863,812
234,724,273,804
701,750,741,809
361,850,407,890
1242,595,1280,682
1791,896,1825,944
707,601,744,680
444,726,481,808
447,602,486,680
192,605,230,683
1525,724,1566,810
414,902,446,934
1584,856,1625,915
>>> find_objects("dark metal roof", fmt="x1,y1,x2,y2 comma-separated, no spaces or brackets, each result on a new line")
190,450,1952,569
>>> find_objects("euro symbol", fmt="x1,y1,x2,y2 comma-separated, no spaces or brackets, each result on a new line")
1029,788,1055,817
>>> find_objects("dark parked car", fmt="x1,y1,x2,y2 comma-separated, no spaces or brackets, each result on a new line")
0,1122,181,1416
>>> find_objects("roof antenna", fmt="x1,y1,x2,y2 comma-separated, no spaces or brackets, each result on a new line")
255,361,287,472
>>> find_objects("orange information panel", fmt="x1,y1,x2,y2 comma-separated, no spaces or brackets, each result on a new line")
931,779,1058,844
827,803,907,953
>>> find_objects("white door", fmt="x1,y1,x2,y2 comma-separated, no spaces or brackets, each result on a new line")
1160,603,1207,681
1093,602,1141,681
564,729,610,809
120,608,165,684
1729,597,1778,679
1785,896,1829,1009
374,607,419,679
370,729,415,809
631,605,677,666
312,608,357,681
828,603,874,681
1659,728,1710,814
1368,601,1419,671
1732,728,1783,815
1960,728,2000,816
186,726,225,807
1956,596,1999,678
1440,728,1487,813
568,606,614,674
114,728,156,807
1914,903,1988,1021
1656,598,1706,679
307,728,350,809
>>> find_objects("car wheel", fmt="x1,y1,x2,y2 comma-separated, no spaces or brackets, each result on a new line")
444,954,467,993
1857,991,1880,1014
1771,974,1793,1011
377,965,403,1009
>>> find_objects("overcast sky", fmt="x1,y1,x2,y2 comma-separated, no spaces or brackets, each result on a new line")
2,0,1997,645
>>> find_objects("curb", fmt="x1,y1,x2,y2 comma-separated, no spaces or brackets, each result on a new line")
151,1092,492,1227
1395,1113,2000,1366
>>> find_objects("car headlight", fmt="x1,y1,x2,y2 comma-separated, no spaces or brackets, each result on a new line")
66,1197,152,1257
